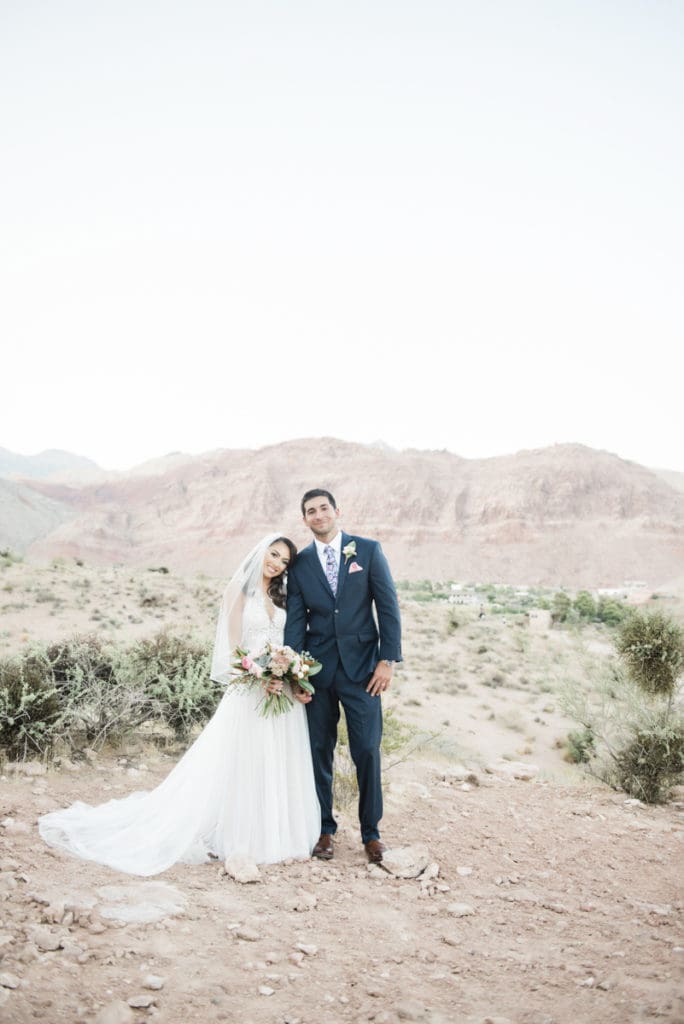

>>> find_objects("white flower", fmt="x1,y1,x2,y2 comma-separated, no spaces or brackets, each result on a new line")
342,540,357,564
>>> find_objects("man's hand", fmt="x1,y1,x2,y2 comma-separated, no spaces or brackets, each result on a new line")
366,661,393,696
292,683,313,704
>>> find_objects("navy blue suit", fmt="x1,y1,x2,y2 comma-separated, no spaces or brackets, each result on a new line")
284,532,402,843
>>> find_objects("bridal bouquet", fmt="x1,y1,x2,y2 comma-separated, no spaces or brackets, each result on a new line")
230,643,322,717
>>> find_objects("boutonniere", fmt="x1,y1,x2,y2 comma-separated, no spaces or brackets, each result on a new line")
342,540,357,564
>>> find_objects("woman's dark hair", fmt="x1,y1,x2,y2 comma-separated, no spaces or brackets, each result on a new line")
267,536,297,609
300,488,337,516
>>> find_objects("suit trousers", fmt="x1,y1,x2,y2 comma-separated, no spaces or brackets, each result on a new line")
305,660,383,844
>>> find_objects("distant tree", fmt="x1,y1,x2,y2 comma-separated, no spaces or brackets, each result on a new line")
596,596,629,626
551,591,571,624
574,590,596,620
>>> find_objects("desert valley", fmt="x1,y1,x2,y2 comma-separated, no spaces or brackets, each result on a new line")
0,439,682,1024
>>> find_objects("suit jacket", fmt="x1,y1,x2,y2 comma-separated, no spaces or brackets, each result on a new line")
284,532,402,688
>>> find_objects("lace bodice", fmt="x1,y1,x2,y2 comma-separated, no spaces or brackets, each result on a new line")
240,592,286,653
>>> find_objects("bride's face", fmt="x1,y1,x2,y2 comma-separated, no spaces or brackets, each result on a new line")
262,541,291,580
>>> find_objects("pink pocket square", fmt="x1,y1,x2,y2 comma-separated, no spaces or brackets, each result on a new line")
349,562,363,573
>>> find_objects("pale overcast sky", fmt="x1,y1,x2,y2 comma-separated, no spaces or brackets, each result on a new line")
2,1,682,470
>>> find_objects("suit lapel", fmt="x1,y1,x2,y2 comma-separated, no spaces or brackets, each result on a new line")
335,532,352,604
303,542,336,600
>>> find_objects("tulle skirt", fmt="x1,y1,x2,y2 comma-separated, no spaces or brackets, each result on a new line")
38,686,321,876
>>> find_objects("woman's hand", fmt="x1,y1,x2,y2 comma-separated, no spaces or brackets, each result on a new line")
292,683,313,705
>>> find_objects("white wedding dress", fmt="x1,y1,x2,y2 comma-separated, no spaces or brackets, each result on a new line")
38,594,321,875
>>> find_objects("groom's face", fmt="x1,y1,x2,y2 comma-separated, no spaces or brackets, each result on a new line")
303,497,340,541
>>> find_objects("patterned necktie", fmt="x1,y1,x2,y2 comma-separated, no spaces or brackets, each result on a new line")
324,544,338,596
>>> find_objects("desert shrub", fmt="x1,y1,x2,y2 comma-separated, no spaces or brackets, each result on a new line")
596,597,630,626
615,610,683,699
0,549,23,569
561,609,684,803
45,634,118,701
130,631,218,740
446,609,460,634
54,640,154,749
0,650,62,759
614,724,684,803
551,592,571,624
565,727,595,764
574,591,596,619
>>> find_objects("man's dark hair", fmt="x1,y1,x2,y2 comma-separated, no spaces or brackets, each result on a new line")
301,489,337,516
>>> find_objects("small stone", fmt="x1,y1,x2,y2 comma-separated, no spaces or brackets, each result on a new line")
29,926,64,951
0,818,29,834
127,994,156,1008
0,972,20,989
579,976,595,987
93,1001,135,1024
143,974,165,990
447,902,475,917
380,845,431,879
235,927,261,942
258,985,275,996
288,888,317,912
223,855,261,884
541,902,568,914
456,866,473,877
288,951,305,965
396,998,427,1020
295,942,318,956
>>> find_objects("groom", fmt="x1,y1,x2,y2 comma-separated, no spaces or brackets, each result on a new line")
284,489,402,864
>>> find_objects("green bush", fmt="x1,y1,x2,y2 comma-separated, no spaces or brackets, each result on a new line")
562,608,684,803
596,597,629,626
130,631,218,740
45,634,118,701
0,650,62,759
565,727,595,764
0,549,23,569
574,591,596,620
551,592,571,624
615,724,684,803
615,610,684,698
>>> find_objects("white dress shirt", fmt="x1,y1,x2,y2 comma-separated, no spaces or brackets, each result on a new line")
314,531,342,577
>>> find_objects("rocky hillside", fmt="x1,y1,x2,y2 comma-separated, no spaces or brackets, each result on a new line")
2,439,682,586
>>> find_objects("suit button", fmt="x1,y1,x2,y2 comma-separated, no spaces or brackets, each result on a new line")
334,610,339,614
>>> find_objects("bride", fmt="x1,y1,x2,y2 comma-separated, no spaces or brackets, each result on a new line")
38,534,321,875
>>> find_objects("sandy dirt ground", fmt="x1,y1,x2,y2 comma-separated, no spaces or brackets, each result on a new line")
0,563,682,1023
0,749,682,1024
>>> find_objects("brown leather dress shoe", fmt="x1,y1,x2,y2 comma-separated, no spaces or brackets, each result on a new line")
312,834,334,860
364,839,386,864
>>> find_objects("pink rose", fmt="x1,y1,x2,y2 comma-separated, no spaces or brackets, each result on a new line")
241,656,254,671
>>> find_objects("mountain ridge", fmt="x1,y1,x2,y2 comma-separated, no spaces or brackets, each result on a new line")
2,438,681,587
